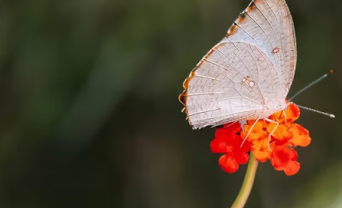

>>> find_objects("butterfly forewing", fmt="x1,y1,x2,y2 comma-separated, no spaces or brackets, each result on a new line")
227,0,296,96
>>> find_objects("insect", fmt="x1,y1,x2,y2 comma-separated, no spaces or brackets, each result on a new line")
179,0,297,129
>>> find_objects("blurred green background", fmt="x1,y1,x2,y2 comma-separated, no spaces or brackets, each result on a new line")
0,0,341,207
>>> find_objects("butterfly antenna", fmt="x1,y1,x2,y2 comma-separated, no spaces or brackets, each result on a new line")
296,104,335,118
289,73,330,101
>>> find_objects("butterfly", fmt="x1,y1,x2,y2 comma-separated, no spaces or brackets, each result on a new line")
179,0,296,129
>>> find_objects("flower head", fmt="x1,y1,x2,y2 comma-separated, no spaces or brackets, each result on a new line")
211,103,311,175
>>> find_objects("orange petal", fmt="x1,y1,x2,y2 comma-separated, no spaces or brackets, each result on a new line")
252,140,271,162
246,120,257,125
242,121,268,142
244,120,265,133
269,103,300,124
286,103,300,123
289,123,311,147
267,123,293,142
269,111,285,123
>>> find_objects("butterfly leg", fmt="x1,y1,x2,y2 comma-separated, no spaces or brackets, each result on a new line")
240,116,261,148
264,118,279,151
282,109,287,124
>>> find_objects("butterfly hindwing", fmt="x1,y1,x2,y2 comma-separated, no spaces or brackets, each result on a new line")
181,0,296,129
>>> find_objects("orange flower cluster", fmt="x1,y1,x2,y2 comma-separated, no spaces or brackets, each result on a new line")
210,103,311,176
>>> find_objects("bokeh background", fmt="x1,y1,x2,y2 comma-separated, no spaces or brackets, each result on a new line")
0,0,341,207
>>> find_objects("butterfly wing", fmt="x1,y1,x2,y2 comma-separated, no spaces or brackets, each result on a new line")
180,0,296,129
227,0,296,97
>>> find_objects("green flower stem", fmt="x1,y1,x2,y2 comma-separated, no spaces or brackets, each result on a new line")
231,152,259,208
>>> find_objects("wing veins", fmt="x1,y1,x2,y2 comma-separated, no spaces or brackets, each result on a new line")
262,0,280,23
187,95,261,106
205,56,261,100
245,12,280,71
253,3,285,74
203,59,240,84
194,107,263,121
251,43,276,97
194,74,222,81
221,41,265,101
240,43,261,83
188,108,221,116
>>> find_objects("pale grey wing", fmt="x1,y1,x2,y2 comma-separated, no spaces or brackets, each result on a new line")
225,0,296,99
179,0,296,129
181,41,281,129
